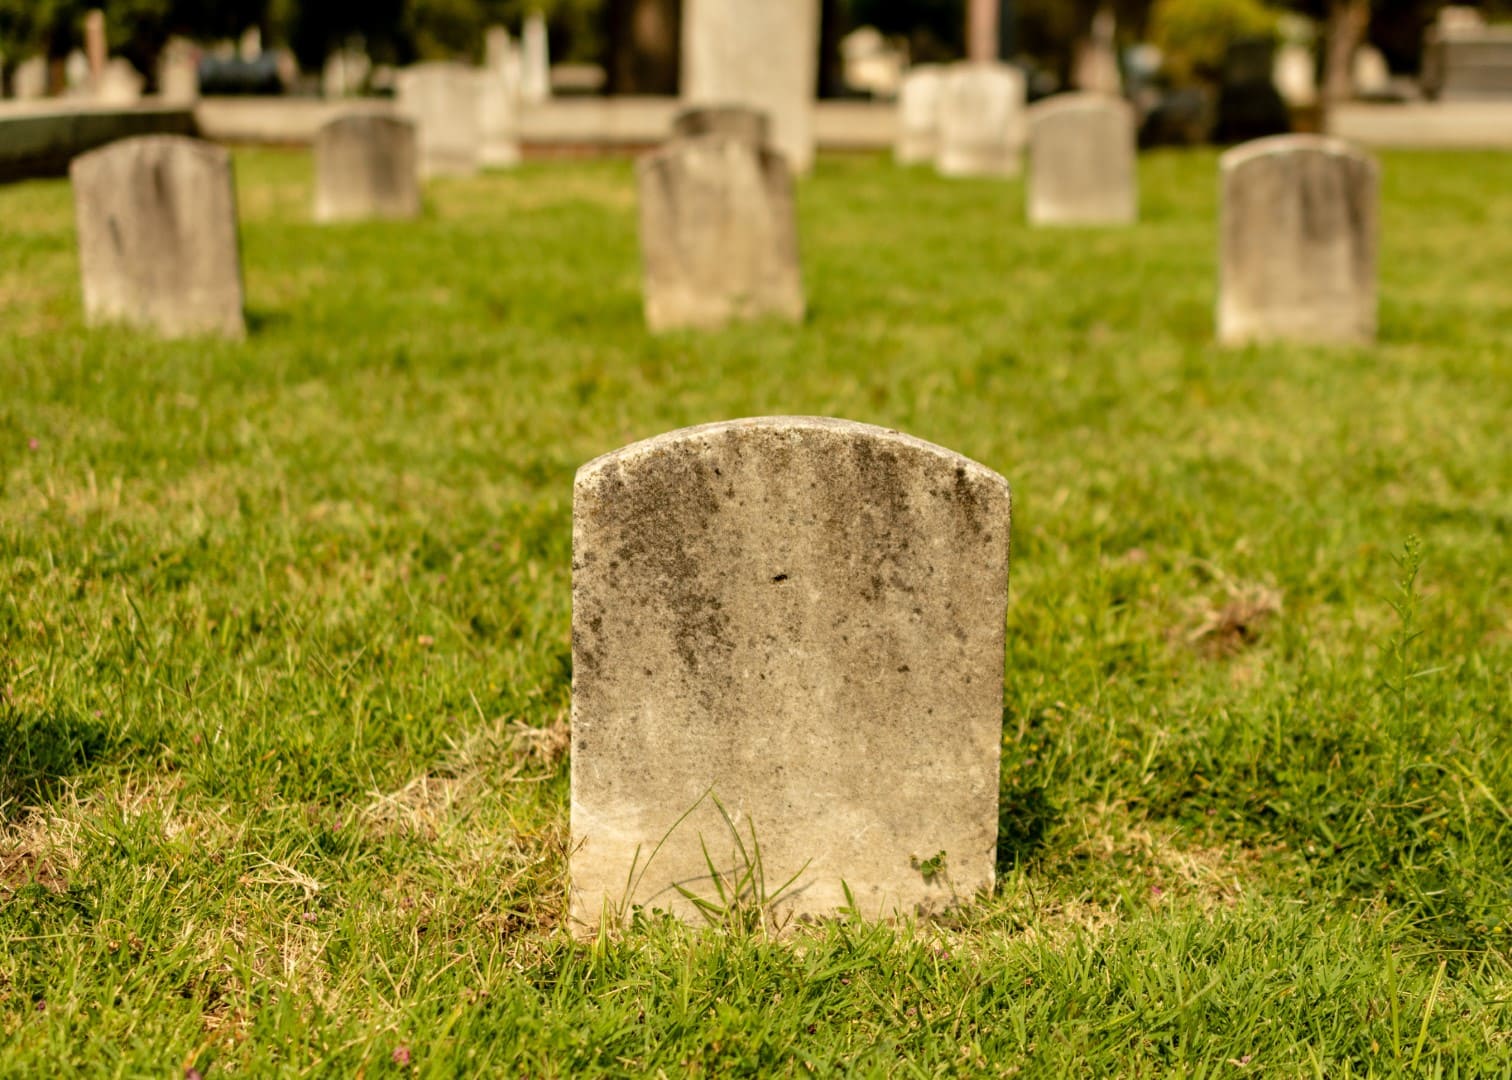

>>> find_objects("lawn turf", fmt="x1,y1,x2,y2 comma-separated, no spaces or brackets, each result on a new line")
1,147,1510,1076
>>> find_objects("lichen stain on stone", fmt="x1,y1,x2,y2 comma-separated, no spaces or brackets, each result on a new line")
590,446,735,682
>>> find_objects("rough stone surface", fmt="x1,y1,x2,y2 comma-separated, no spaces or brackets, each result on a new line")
1026,93,1137,225
895,64,944,165
70,135,245,339
936,61,1026,178
570,417,1012,931
396,62,481,177
681,0,820,173
637,134,804,331
313,112,421,223
1218,134,1378,344
672,104,771,147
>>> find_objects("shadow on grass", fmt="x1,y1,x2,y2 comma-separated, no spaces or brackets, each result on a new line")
244,308,293,336
997,781,1058,876
0,707,112,817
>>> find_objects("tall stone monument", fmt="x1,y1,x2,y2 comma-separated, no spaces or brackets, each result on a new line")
521,12,552,103
70,136,245,339
570,416,1011,931
681,0,820,174
1218,135,1378,345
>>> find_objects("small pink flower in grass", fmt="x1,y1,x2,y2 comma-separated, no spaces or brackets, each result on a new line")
301,911,318,923
392,1045,412,1066
1151,885,1164,897
186,1068,204,1080
27,438,39,451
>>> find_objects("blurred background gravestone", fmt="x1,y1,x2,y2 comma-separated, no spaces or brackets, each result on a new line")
638,135,803,332
671,104,771,147
1027,93,1137,225
1218,135,1378,345
70,136,245,339
936,61,1026,178
895,65,945,165
397,62,482,178
314,114,421,223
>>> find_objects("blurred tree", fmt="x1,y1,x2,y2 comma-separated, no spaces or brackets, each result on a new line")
1149,0,1277,84
847,0,964,61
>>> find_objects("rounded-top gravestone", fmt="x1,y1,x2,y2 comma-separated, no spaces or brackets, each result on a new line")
936,61,1027,178
396,62,482,178
1218,134,1378,345
313,112,421,223
570,416,1012,932
637,134,805,332
1026,92,1137,226
70,135,245,339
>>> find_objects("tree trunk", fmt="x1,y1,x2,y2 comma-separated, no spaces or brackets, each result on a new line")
1323,0,1371,106
604,0,680,95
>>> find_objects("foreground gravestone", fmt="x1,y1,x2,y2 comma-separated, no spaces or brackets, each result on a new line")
894,64,944,165
70,136,244,339
638,134,804,331
671,104,771,147
1218,134,1378,345
1026,93,1137,225
682,0,820,173
396,62,481,177
936,61,1027,178
570,416,1011,931
313,113,421,223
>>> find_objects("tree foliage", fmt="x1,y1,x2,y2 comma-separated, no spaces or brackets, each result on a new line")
1,0,604,74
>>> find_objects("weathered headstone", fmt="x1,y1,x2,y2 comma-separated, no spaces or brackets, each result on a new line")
322,46,370,98
1273,43,1316,107
936,61,1026,178
313,113,421,223
479,54,522,168
681,0,820,174
95,58,144,105
570,416,1011,931
65,50,91,96
13,56,47,100
671,104,771,147
637,135,804,332
1218,135,1378,345
1026,93,1137,226
158,38,199,104
70,136,245,339
894,64,944,165
396,62,481,177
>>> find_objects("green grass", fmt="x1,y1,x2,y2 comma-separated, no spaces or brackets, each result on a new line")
2,146,1510,1076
